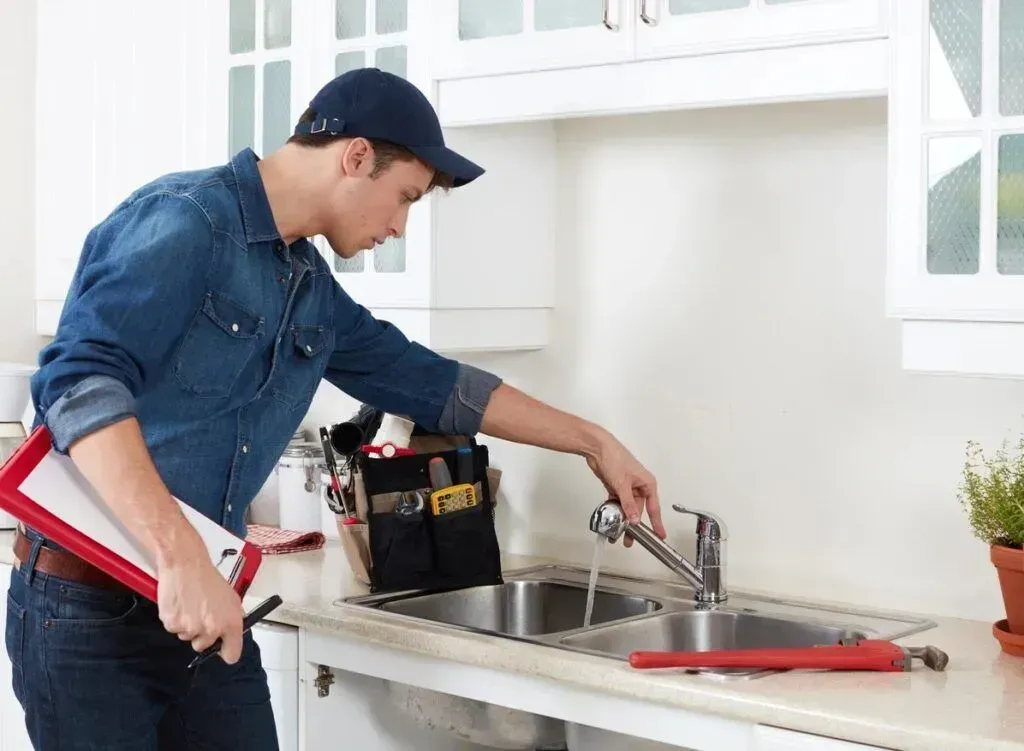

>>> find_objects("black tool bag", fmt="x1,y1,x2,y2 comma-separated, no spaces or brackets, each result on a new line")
334,407,504,594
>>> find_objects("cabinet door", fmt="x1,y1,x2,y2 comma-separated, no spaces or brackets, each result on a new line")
429,0,635,80
34,0,217,336
308,0,433,309
301,664,483,750
634,0,886,59
888,0,1024,321
206,0,314,165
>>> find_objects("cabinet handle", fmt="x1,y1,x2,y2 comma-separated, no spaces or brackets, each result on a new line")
640,0,659,25
603,0,620,30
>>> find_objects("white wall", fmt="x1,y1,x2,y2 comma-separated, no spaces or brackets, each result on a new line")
0,1,47,365
316,97,1021,625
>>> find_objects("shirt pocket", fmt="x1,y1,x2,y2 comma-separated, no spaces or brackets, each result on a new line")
174,291,265,398
271,324,332,410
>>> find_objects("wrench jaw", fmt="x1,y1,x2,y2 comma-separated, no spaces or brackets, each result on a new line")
838,638,949,672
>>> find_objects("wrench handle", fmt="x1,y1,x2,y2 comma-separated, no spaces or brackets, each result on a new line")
629,642,908,672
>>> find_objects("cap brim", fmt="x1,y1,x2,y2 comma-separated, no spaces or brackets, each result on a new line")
407,145,484,188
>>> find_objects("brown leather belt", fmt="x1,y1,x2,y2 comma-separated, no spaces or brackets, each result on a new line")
13,528,128,591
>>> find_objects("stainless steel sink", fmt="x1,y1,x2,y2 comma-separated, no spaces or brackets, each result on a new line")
342,563,938,749
559,609,870,678
376,579,661,636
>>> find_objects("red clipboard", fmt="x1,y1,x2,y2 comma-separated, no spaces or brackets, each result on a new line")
0,424,262,603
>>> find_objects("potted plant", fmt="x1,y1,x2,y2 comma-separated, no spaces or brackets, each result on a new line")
958,434,1024,654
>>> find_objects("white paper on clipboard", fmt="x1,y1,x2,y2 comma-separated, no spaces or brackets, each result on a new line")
17,448,246,585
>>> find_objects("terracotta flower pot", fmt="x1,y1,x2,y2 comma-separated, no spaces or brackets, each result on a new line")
992,544,1024,634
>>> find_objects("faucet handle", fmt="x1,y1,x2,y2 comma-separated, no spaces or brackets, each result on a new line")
671,504,727,541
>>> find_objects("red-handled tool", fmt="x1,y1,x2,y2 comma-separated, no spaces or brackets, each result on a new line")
361,442,416,458
628,639,948,673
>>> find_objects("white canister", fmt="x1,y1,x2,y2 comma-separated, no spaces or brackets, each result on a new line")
0,363,36,423
276,442,325,532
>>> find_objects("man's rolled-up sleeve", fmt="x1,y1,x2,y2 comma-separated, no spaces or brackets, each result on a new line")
324,287,502,436
33,191,215,452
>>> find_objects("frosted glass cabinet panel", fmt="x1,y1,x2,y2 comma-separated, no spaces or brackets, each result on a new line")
214,0,309,161
636,0,885,58
667,0,749,14
432,0,635,79
316,0,413,283
889,0,1024,321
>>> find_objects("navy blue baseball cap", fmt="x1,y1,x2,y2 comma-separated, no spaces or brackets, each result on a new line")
294,67,484,187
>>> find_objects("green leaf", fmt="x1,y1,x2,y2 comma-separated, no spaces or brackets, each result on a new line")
958,434,1024,549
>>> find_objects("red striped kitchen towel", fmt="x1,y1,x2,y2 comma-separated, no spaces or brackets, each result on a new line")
245,524,326,555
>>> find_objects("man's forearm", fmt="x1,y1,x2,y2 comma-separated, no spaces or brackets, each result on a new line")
66,417,199,569
479,383,609,459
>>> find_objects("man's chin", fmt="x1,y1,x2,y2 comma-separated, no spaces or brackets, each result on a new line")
324,239,363,259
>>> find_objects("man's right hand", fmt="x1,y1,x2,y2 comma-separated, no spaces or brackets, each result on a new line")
64,418,246,664
156,529,245,664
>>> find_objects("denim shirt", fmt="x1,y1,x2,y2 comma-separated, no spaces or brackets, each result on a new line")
31,148,502,538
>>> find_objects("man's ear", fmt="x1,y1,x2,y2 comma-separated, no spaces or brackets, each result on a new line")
340,137,374,178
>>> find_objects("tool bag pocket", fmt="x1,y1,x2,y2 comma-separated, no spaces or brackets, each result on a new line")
335,428,503,594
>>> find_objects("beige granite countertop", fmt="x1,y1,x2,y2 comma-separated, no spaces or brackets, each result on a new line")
3,529,1024,751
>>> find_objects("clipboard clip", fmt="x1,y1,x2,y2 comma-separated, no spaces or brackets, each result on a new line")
187,594,283,670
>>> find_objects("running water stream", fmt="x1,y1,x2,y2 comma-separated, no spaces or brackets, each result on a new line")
582,534,606,629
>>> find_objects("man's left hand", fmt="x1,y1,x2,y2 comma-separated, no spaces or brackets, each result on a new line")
585,432,665,548
477,383,667,547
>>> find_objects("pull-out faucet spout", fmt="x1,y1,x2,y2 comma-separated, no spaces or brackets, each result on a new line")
589,500,727,605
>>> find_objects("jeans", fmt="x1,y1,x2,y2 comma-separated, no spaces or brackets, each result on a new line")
4,534,278,750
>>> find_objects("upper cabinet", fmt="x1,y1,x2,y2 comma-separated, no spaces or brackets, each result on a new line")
634,0,886,57
888,0,1024,376
432,0,890,126
430,0,637,79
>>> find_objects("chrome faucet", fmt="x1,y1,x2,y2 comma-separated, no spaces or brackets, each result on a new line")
589,500,727,605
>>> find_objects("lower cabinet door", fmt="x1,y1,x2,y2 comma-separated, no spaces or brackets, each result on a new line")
251,621,299,751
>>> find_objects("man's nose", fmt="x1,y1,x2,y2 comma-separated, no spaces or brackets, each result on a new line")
388,215,407,238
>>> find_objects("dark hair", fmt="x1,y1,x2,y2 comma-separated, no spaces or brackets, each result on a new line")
288,107,454,192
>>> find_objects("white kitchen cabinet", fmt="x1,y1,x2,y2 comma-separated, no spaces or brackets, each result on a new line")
203,0,555,351
429,0,638,80
887,0,1024,377
430,0,889,127
251,621,300,751
300,660,488,750
430,0,886,80
34,0,217,336
634,0,887,59
0,564,32,751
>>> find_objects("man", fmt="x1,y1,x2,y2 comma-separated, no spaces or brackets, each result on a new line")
8,68,664,749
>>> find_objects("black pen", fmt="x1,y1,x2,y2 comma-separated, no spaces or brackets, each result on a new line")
188,594,284,670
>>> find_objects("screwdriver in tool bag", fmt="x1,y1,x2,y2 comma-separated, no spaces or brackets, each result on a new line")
427,457,478,515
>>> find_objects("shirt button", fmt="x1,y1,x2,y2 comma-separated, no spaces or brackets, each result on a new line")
231,323,239,332
227,504,233,513
305,345,312,353
278,275,287,284
275,241,285,252
242,445,249,454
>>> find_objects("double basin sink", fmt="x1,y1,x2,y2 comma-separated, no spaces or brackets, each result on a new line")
342,563,936,749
